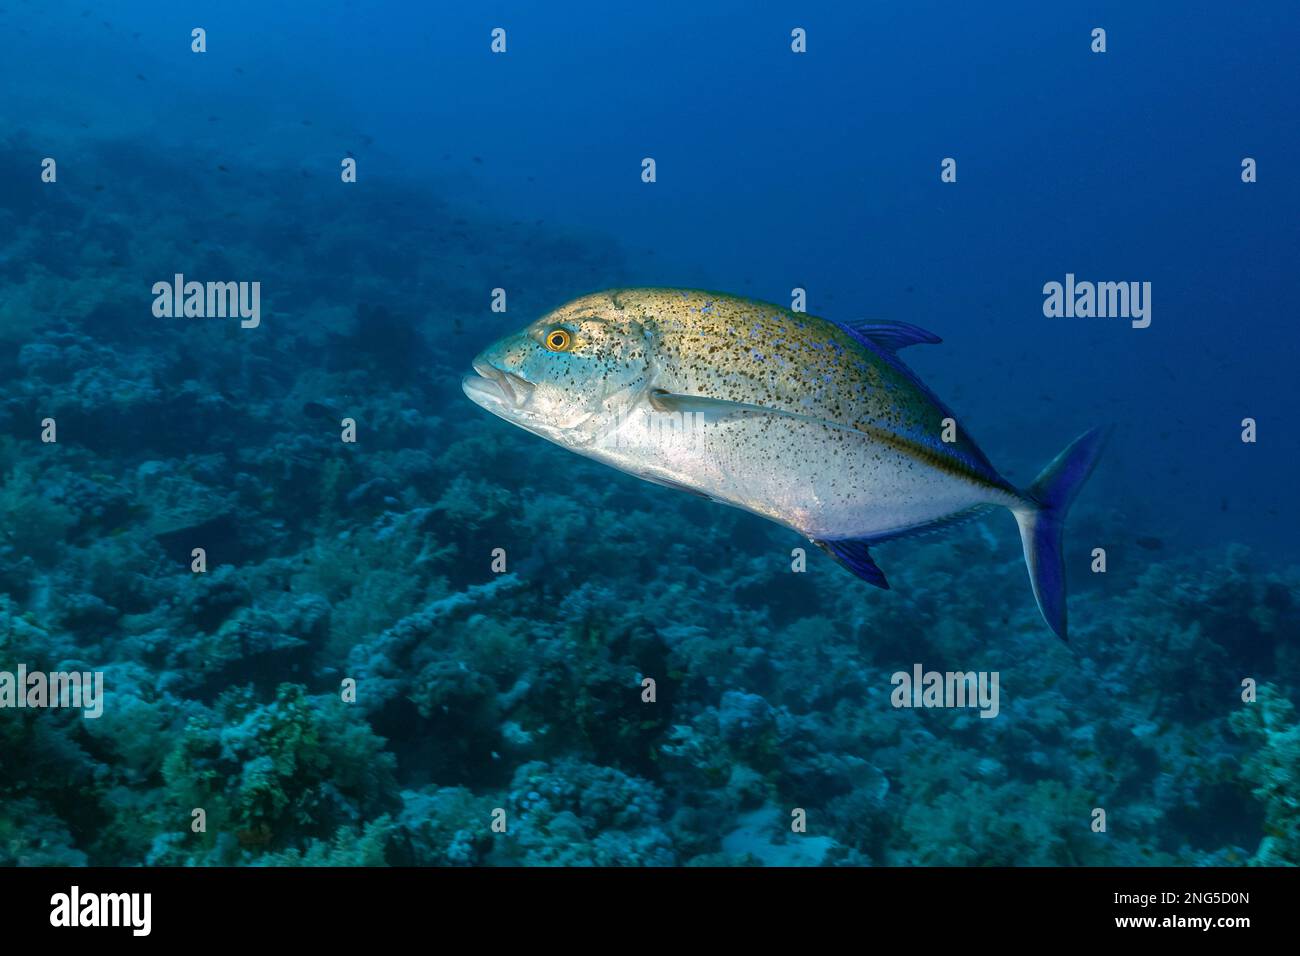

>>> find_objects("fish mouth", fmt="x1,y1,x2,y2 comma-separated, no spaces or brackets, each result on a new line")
462,360,535,410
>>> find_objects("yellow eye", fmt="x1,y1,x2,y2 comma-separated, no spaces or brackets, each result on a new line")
544,328,572,352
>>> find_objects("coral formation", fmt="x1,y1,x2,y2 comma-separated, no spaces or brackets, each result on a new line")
0,127,1296,867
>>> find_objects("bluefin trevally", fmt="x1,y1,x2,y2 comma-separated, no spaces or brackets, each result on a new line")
463,289,1109,640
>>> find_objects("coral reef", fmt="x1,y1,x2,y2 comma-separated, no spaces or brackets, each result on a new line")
0,127,1296,867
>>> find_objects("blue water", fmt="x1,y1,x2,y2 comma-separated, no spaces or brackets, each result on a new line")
0,1,1296,866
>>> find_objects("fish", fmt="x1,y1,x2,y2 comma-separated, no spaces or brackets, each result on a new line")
462,289,1110,640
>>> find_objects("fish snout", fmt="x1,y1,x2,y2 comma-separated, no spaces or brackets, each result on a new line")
463,356,535,410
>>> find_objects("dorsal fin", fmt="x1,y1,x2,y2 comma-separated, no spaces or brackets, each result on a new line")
838,319,942,354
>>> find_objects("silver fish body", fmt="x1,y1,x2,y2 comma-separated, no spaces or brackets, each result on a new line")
463,288,1109,640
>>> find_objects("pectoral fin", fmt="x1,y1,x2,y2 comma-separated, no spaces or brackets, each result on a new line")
648,388,776,423
648,388,855,432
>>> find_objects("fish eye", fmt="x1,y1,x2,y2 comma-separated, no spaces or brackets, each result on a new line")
544,328,573,352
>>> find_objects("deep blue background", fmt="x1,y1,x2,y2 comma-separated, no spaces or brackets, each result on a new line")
5,0,1297,555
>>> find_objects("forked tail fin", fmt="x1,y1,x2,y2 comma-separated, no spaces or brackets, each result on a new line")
1012,426,1112,641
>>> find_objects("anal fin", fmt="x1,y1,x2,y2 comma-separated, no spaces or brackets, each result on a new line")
815,538,890,590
